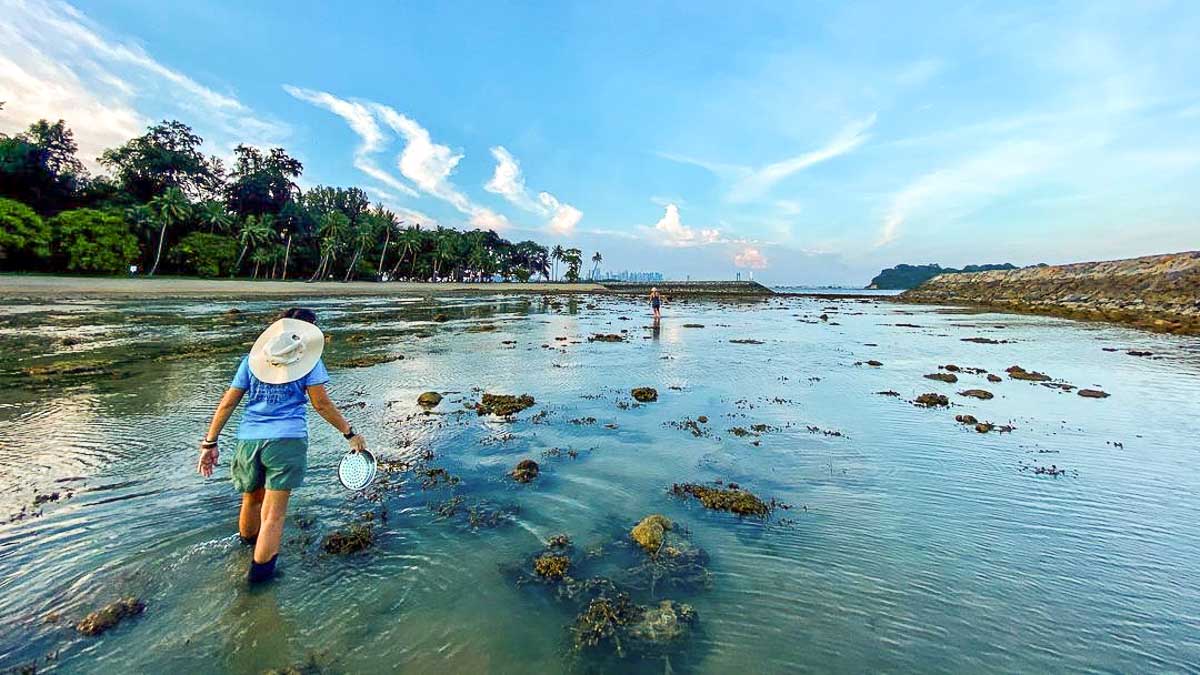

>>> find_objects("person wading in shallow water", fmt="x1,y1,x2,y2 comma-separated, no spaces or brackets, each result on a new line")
197,307,367,583
650,287,663,320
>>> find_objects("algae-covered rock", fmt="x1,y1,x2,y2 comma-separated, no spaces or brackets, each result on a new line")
631,387,658,403
571,592,640,653
417,391,443,408
914,393,949,407
534,554,571,580
987,373,1003,383
1006,365,1051,382
628,600,696,644
76,597,145,636
589,333,626,342
670,483,770,517
476,393,536,416
959,389,994,400
925,372,958,383
511,459,540,483
955,414,978,425
1078,388,1110,398
322,522,374,554
333,353,402,368
630,515,672,553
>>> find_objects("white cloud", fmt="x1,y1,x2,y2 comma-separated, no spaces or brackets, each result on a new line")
733,246,769,269
0,0,286,169
372,103,510,230
648,204,721,247
283,86,418,197
485,145,582,234
657,114,876,204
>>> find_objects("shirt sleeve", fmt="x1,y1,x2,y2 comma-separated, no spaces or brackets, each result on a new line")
302,359,331,387
230,356,251,390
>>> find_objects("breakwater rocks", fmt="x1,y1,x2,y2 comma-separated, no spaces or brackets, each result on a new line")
600,280,774,296
899,251,1200,335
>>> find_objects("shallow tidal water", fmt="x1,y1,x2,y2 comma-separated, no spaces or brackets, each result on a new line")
1,292,1198,674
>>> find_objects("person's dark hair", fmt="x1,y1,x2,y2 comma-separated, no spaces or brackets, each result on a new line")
278,307,318,325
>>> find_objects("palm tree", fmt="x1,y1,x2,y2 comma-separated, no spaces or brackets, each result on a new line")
197,200,233,234
590,251,603,280
234,215,275,275
389,224,423,279
343,216,378,282
310,211,348,281
432,227,456,280
375,210,401,280
550,244,565,281
146,186,190,276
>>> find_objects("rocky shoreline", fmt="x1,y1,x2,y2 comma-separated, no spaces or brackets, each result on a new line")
899,251,1200,335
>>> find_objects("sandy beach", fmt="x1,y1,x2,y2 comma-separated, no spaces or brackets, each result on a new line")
0,275,606,299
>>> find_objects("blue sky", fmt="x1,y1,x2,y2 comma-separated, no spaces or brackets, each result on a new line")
2,0,1198,284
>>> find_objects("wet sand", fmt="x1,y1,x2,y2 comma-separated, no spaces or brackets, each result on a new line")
0,275,605,299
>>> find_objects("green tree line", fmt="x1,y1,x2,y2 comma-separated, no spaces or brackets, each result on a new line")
0,108,603,282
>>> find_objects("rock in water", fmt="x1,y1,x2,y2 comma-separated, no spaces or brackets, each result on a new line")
671,483,771,517
76,597,145,636
925,372,958,383
959,389,994,400
987,374,1003,383
630,514,672,552
914,393,949,407
628,600,696,644
417,391,443,408
1078,389,1110,398
475,393,536,416
1006,365,1051,382
631,387,658,402
511,459,540,483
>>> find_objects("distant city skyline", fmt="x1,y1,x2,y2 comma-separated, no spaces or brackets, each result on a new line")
2,0,1197,286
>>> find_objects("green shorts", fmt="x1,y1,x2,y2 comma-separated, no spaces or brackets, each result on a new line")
231,438,308,492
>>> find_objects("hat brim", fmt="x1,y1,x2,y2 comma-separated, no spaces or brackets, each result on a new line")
248,318,325,384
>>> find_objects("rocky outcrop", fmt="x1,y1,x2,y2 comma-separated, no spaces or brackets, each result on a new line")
899,252,1200,334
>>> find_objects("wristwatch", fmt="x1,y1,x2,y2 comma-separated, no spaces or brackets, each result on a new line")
343,428,357,440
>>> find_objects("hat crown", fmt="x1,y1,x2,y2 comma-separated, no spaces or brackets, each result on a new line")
265,331,304,366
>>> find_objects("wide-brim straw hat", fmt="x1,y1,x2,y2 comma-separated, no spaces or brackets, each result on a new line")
248,318,325,384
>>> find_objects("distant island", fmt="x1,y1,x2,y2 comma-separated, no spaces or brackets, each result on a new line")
866,263,1018,290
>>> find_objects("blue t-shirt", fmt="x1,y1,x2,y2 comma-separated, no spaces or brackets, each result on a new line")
230,356,330,439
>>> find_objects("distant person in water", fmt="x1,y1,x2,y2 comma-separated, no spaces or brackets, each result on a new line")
650,287,662,320
197,307,367,584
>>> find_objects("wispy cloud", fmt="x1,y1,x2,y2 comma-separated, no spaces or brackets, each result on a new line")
283,86,418,198
876,140,1065,247
658,114,876,203
484,146,582,234
372,103,510,230
0,0,286,168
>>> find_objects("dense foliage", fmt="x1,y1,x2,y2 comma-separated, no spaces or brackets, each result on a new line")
0,109,598,282
867,263,1018,290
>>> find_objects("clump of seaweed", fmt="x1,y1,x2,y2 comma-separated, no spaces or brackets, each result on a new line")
589,333,626,342
670,483,771,517
322,522,374,554
534,554,571,580
475,393,536,416
76,597,145,636
631,387,658,403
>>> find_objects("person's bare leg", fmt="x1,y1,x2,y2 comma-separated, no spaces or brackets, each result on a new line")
239,488,265,540
253,489,291,564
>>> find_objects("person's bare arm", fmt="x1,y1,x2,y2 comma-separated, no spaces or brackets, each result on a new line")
308,384,367,452
197,388,244,477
